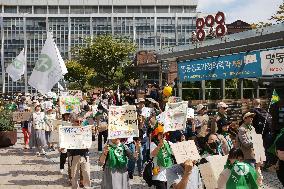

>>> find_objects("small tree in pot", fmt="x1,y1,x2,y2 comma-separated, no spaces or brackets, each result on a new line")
0,99,17,147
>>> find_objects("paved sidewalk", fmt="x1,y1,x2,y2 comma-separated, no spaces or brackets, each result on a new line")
0,128,282,189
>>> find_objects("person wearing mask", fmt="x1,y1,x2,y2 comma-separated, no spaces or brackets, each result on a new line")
211,102,229,134
44,107,56,151
99,138,136,189
237,112,257,166
217,148,263,189
95,104,108,153
202,133,225,157
217,119,233,155
32,103,46,155
150,124,174,189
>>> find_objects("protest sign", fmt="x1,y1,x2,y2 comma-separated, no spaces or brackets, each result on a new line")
170,140,200,164
198,155,228,189
68,90,83,99
141,107,153,118
165,101,188,111
108,105,138,139
252,133,266,162
260,48,284,76
50,121,73,143
168,96,182,103
163,102,188,132
12,112,32,122
59,125,92,149
59,96,80,114
187,108,194,118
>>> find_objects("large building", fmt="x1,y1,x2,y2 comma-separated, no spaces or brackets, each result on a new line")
0,0,198,93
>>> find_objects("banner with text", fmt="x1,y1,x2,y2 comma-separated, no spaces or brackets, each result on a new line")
108,105,138,139
59,126,92,149
261,48,284,76
178,51,262,81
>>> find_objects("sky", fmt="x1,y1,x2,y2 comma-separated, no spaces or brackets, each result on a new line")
197,0,283,24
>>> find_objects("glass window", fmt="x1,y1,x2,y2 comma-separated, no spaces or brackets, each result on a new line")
156,6,169,13
85,6,98,13
184,6,196,13
70,6,84,14
34,6,47,14
141,6,154,13
48,6,58,14
170,6,183,13
59,6,69,14
4,6,17,13
127,6,140,13
19,6,32,13
99,6,112,13
113,6,126,13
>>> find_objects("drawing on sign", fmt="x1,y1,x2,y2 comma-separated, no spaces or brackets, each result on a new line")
12,112,32,122
170,140,200,164
59,126,92,149
108,105,139,139
59,96,80,114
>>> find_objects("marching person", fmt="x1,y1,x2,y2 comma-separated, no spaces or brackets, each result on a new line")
21,107,32,149
95,104,108,153
211,102,229,134
44,106,56,151
216,119,233,155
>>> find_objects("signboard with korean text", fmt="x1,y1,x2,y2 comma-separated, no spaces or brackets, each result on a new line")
59,96,80,114
260,48,284,76
178,51,262,81
12,112,32,122
108,105,138,139
59,126,92,149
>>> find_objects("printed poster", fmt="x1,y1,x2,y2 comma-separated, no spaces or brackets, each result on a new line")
59,125,92,149
59,96,80,114
260,48,284,76
108,105,138,139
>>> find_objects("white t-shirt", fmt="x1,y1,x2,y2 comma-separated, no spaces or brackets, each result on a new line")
150,142,168,182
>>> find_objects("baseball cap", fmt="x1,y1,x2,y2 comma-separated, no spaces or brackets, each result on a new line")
196,104,205,112
217,102,228,108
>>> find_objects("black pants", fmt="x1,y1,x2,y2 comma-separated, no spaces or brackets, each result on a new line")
98,130,108,151
60,152,68,169
152,180,167,189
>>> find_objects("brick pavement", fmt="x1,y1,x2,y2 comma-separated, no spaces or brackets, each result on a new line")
0,128,282,189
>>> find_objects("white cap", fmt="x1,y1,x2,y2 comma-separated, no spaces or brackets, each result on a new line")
217,102,228,108
243,112,255,120
138,98,145,103
196,104,205,112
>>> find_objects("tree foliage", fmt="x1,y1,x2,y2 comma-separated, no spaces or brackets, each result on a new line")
270,2,284,23
66,35,137,89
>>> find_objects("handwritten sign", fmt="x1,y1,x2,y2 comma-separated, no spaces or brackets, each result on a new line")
59,126,92,149
68,90,83,99
170,140,200,164
12,112,32,122
164,102,188,132
108,105,138,139
252,133,266,163
168,96,182,103
187,108,194,118
59,96,80,114
141,107,153,118
198,155,228,189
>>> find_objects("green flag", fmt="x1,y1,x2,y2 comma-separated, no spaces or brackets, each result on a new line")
271,89,280,104
226,161,258,189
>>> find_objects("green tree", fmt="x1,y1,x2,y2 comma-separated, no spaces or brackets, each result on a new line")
69,35,137,89
271,2,284,23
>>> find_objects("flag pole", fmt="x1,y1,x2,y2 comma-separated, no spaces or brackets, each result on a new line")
1,16,5,94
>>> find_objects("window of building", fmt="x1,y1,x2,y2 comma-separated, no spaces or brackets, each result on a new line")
59,6,69,14
4,6,17,13
113,6,126,13
141,6,155,13
34,6,47,14
85,6,98,13
170,6,183,13
156,6,169,13
19,6,32,13
48,6,58,14
70,6,85,14
127,6,141,13
184,6,195,13
99,6,112,13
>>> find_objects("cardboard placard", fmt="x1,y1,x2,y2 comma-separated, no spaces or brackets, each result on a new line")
164,102,188,132
59,125,92,149
170,140,201,164
108,105,138,139
252,133,266,163
141,107,153,118
198,155,228,189
12,112,32,122
59,96,80,114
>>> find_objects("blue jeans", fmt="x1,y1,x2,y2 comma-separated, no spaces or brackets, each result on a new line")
127,143,143,175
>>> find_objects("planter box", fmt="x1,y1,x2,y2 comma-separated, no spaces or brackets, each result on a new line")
0,130,17,148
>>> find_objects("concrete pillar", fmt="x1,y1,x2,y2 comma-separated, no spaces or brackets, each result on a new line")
178,81,182,98
221,79,226,99
238,79,244,99
201,80,206,100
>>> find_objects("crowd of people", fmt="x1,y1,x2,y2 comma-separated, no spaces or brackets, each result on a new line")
2,87,284,189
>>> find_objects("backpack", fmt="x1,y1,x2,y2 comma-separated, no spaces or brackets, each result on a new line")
252,108,272,134
143,158,154,187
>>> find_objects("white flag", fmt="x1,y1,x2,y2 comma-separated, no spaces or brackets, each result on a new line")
6,49,26,82
28,32,68,95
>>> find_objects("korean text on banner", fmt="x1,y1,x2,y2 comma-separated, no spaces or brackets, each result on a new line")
164,101,188,132
178,51,262,82
59,96,80,114
260,48,284,76
198,155,228,189
170,140,201,164
59,126,92,149
108,105,138,139
12,112,32,122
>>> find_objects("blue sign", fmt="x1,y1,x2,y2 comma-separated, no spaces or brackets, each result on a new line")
178,51,262,81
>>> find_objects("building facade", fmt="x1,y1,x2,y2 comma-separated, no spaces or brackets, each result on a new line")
0,0,198,93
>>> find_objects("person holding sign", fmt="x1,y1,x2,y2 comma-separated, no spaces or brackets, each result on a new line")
150,124,174,189
99,138,136,189
20,107,32,149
